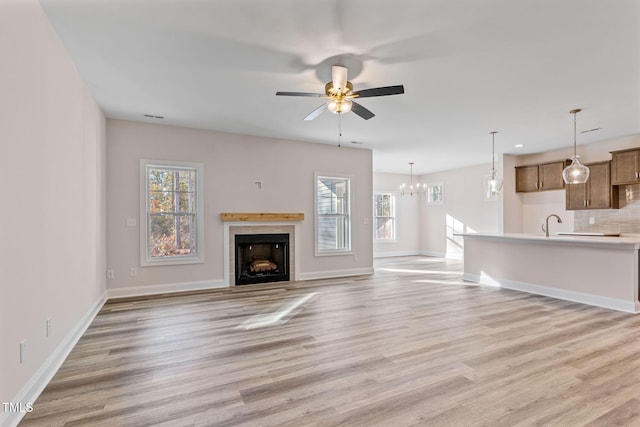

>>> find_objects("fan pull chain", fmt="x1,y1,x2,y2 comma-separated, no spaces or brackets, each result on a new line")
338,113,342,147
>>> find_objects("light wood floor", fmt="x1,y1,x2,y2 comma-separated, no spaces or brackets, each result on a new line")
20,256,640,426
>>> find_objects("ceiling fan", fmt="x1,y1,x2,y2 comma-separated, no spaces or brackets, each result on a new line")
276,65,404,121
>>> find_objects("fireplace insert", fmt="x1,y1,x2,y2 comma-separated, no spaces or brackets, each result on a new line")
235,233,289,285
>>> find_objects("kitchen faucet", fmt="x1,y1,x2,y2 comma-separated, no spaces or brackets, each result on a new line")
542,214,563,237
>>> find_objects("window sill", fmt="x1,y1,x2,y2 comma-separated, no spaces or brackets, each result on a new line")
315,249,353,257
141,256,204,267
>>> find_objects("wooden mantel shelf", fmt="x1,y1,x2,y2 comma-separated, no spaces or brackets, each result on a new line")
220,212,304,222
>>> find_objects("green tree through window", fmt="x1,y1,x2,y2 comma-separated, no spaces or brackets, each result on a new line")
148,166,197,258
141,160,203,265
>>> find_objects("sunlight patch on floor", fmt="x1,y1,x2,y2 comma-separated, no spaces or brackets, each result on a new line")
236,292,319,330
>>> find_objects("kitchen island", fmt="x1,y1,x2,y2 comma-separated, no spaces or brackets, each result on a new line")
462,233,640,313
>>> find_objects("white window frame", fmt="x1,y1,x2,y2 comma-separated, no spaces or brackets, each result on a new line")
426,182,444,205
314,173,352,256
140,159,205,266
374,192,396,242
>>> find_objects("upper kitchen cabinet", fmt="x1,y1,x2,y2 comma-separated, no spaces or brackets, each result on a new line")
611,148,640,185
565,161,618,210
515,160,566,192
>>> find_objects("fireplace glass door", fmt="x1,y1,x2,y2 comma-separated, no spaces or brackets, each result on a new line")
235,234,289,285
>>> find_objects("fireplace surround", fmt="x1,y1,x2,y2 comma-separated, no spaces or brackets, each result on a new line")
226,223,297,286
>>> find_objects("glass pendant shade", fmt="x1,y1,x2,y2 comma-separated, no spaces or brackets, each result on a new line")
485,131,503,198
487,170,504,194
562,155,590,184
562,108,590,185
327,98,352,114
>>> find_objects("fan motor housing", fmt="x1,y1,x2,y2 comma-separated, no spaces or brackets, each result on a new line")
325,81,353,97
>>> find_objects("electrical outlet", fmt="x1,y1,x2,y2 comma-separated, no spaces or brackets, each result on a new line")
46,318,52,337
106,269,115,279
129,267,138,277
589,217,596,225
126,218,137,227
20,340,27,364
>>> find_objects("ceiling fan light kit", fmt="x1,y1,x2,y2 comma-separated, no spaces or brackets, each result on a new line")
276,65,404,121
327,98,352,114
562,108,590,185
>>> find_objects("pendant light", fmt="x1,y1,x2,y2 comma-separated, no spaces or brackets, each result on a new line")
486,131,503,197
562,108,590,184
400,162,426,196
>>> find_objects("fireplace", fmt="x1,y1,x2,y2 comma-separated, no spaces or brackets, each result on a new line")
235,233,290,285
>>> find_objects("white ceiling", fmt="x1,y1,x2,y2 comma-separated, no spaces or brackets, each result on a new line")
39,0,639,174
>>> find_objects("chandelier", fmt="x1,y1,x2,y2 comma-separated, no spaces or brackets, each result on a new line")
400,162,426,196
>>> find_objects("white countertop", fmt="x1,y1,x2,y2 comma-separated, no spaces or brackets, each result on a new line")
460,232,640,248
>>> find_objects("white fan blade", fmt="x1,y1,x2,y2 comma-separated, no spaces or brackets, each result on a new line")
332,65,348,92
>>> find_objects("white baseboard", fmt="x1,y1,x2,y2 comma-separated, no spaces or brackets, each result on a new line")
374,251,448,259
463,273,639,314
298,267,374,281
1,292,107,427
107,279,227,299
419,250,447,258
374,250,422,258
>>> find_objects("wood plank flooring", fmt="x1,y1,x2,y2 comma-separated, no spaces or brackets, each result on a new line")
19,256,640,426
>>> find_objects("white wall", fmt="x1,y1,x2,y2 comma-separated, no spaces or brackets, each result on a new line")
420,162,501,258
501,154,523,233
374,163,502,260
0,0,107,419
372,172,421,257
106,120,373,293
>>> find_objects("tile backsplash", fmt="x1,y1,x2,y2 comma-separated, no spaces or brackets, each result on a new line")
575,184,640,234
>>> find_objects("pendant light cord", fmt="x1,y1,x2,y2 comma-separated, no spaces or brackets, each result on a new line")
410,162,413,186
573,110,577,157
570,108,581,158
490,131,498,174
492,133,495,172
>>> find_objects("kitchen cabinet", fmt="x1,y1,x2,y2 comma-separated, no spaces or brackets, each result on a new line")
515,160,565,192
611,148,640,185
565,161,618,210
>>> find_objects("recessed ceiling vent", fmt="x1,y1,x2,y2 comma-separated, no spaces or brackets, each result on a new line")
144,114,164,119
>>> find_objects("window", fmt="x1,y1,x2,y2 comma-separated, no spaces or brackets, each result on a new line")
315,174,351,254
427,182,444,205
374,193,395,241
140,160,204,266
